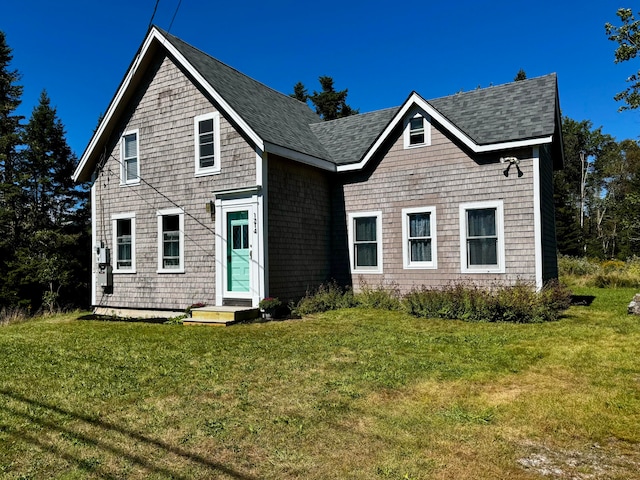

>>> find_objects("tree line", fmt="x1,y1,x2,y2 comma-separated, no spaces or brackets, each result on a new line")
0,31,90,313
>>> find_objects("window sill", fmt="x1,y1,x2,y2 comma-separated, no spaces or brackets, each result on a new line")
113,269,137,274
157,269,185,274
195,169,221,178
461,267,504,274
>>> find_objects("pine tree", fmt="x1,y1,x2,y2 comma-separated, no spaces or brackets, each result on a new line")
290,81,308,102
0,30,24,307
308,76,359,121
12,91,90,311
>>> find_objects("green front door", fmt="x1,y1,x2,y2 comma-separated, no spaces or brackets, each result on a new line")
227,211,250,293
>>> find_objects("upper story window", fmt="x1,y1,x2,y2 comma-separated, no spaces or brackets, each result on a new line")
402,207,437,269
121,130,140,185
194,112,221,176
157,207,185,273
403,111,431,149
459,200,505,274
112,213,136,273
348,211,383,274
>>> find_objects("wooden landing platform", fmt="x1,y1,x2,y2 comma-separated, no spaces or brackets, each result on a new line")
184,306,260,326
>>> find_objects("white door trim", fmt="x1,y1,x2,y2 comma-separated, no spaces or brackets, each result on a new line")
215,194,263,307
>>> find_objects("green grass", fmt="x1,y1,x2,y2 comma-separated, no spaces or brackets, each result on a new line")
1,287,639,479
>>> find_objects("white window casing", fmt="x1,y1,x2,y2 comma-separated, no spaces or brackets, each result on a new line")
348,211,383,274
120,129,140,185
112,212,136,273
402,206,437,269
157,207,185,273
459,200,505,274
194,112,221,176
403,109,431,149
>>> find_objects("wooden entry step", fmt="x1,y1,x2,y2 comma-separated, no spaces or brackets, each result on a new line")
184,306,260,326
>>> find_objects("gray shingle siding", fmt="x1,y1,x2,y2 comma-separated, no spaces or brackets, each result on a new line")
336,120,538,291
93,53,256,309
267,155,332,301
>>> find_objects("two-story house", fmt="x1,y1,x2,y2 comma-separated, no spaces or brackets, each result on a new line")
72,26,563,319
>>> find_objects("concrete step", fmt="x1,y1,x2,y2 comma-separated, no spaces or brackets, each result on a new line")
185,306,260,326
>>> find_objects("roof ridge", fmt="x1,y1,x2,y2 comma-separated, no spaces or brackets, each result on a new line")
429,72,557,102
157,26,312,110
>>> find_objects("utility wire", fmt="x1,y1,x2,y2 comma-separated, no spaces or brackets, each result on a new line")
167,0,183,34
101,153,216,256
147,0,161,31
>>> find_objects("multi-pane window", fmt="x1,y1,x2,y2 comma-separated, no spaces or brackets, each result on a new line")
112,213,135,273
349,212,382,273
162,215,180,269
460,201,504,273
409,117,425,145
121,131,139,184
402,207,437,269
198,118,215,169
157,208,184,273
466,208,497,266
404,112,430,148
194,113,220,175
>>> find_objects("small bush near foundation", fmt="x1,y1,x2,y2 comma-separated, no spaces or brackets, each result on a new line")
295,280,571,323
294,281,357,315
404,281,571,323
355,279,403,310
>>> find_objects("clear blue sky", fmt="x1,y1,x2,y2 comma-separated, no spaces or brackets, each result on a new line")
2,0,638,159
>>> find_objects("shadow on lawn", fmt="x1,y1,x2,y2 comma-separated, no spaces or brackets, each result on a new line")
0,389,258,479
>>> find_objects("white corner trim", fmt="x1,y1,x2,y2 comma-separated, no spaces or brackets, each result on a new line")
533,147,543,290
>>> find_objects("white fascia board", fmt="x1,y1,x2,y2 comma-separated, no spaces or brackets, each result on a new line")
264,142,337,172
73,27,265,182
336,93,554,173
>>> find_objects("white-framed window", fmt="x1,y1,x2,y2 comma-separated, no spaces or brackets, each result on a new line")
112,212,136,273
157,207,185,273
194,112,221,176
459,200,505,273
348,211,383,274
121,129,140,185
402,206,437,269
403,110,431,149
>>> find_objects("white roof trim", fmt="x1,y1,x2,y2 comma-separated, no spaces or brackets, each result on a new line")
73,27,265,182
336,93,554,173
264,142,336,172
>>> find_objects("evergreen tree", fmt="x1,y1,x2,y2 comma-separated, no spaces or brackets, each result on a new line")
308,76,359,121
0,31,24,307
290,81,308,102
11,91,90,311
514,69,527,81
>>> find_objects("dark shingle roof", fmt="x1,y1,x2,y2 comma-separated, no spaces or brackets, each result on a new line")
309,107,400,165
429,74,558,145
163,28,558,165
160,29,332,161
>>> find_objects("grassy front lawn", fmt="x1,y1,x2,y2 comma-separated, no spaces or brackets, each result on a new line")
1,287,639,479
